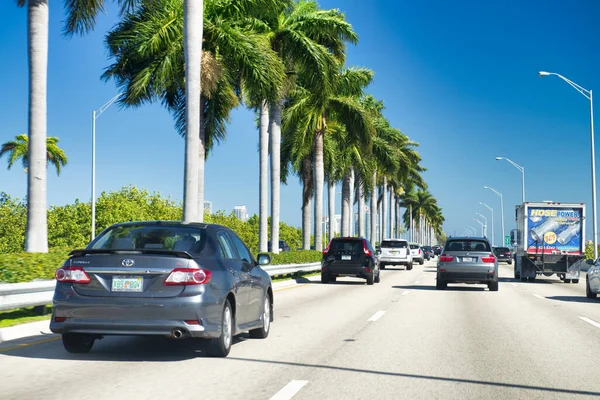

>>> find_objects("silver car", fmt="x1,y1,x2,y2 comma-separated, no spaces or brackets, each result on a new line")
50,221,274,357
586,258,600,299
436,237,499,291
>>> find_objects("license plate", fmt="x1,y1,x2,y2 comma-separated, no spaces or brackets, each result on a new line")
391,251,398,255
112,276,143,292
341,255,352,260
462,257,473,262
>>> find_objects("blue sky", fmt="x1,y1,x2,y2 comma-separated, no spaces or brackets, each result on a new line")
1,0,599,245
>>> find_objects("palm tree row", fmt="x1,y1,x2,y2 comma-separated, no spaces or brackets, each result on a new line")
16,0,444,253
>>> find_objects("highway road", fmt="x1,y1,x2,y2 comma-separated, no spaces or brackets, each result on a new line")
1,259,600,400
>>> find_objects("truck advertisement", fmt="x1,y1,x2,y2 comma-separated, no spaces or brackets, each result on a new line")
527,207,583,255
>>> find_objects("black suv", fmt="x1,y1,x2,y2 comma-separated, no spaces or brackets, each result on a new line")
268,240,291,252
321,237,380,285
493,247,512,264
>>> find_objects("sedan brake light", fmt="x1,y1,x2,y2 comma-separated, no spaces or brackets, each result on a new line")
439,255,453,262
363,241,372,257
55,266,91,284
323,243,331,255
165,268,212,285
481,254,497,263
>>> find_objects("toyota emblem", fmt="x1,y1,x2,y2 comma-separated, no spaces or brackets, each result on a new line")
122,258,135,267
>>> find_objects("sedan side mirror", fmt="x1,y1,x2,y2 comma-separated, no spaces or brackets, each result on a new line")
257,253,271,266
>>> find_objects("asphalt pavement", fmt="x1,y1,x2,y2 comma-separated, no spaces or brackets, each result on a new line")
1,259,600,400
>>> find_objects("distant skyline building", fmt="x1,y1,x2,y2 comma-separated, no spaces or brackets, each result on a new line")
204,200,213,214
233,205,248,222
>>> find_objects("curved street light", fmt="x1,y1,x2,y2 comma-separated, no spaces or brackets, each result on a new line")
473,218,485,236
539,70,597,259
475,213,487,237
480,202,494,246
484,186,505,246
496,157,525,204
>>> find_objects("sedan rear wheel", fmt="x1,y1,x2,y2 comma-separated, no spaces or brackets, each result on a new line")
488,281,499,292
250,293,271,339
206,300,233,357
587,278,598,299
62,333,95,354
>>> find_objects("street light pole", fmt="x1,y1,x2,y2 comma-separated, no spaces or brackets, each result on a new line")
484,186,505,246
539,71,597,259
496,157,525,203
480,202,494,246
91,93,123,241
476,213,487,237
468,225,477,236
473,218,485,236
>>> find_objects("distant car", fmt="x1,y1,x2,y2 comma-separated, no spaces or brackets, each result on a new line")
493,246,512,264
422,246,433,260
409,243,425,265
432,246,442,256
586,259,600,299
321,237,380,285
436,236,498,291
377,239,413,270
268,240,291,252
50,221,274,357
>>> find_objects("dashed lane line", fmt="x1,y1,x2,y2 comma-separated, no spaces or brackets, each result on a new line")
579,316,600,329
270,380,309,400
401,290,410,296
532,293,545,300
367,311,386,322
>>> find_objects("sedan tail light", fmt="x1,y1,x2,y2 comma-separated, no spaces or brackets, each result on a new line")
55,266,91,284
481,254,497,263
323,243,331,255
363,240,373,257
165,268,212,285
439,255,454,262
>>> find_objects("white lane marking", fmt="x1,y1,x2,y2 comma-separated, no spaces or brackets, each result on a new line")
532,293,545,300
270,380,309,400
414,280,421,284
579,316,600,329
367,311,386,322
402,290,410,295
511,283,518,287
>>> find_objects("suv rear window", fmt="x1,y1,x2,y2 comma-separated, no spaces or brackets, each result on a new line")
445,240,491,252
409,244,420,249
494,247,510,253
381,240,407,248
330,239,363,253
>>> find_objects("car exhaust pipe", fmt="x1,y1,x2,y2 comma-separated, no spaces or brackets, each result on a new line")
171,329,184,339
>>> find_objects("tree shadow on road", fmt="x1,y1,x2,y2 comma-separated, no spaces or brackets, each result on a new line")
222,356,600,397
545,296,599,304
392,285,487,292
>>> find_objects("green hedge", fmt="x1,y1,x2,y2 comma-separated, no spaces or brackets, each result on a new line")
0,186,323,283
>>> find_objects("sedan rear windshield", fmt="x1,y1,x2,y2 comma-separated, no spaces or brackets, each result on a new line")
445,240,491,252
410,244,420,249
381,240,407,248
494,247,511,253
90,224,207,255
330,239,364,252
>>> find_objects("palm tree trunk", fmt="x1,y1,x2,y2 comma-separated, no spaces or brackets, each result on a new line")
390,191,395,239
341,172,351,236
328,179,335,242
182,0,203,223
258,101,269,253
382,177,388,240
370,171,377,245
269,101,283,254
313,129,324,251
25,0,49,253
409,204,413,242
349,170,355,236
358,181,366,238
197,101,206,221
302,158,312,250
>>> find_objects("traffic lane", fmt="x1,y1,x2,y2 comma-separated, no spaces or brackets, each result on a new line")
289,266,600,400
0,263,425,400
497,264,600,324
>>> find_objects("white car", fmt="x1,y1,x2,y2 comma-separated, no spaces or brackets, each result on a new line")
377,239,413,270
409,243,425,265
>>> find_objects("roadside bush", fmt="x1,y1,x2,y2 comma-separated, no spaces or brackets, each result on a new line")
0,186,321,282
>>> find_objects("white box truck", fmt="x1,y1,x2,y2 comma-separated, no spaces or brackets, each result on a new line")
511,202,585,283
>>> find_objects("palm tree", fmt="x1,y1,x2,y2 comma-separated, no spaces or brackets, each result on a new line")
103,0,286,228
264,0,357,253
15,0,141,252
1,134,68,175
284,67,373,250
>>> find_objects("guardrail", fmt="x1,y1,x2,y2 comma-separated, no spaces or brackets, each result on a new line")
0,262,322,312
